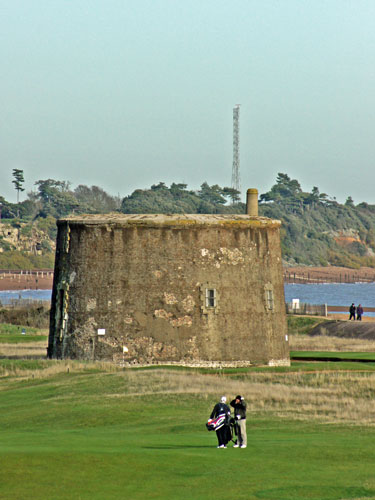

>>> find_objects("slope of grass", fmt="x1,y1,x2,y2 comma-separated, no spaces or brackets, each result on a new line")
287,315,327,335
2,363,375,499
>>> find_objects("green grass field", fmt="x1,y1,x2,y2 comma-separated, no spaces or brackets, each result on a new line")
291,350,375,361
2,361,375,500
0,323,48,343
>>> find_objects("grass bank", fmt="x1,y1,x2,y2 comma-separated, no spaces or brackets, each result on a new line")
287,315,327,335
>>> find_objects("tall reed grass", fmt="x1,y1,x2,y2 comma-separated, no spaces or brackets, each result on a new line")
289,334,375,352
0,342,47,359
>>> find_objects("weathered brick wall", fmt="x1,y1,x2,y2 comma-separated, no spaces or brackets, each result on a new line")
48,214,289,366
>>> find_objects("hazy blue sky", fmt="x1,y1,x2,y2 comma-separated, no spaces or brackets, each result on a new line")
1,0,375,204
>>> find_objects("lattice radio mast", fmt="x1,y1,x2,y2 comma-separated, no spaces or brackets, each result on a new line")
231,104,241,196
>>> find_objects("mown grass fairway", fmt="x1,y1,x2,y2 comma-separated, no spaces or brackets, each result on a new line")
291,350,375,361
1,362,375,499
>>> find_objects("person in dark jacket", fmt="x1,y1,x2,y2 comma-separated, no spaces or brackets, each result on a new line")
230,395,247,448
349,303,356,320
357,304,364,321
209,396,231,448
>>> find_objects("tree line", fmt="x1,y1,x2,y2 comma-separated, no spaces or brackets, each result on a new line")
1,171,242,220
3,170,375,269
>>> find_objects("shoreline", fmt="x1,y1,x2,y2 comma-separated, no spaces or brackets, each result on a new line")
1,265,375,291
284,266,375,284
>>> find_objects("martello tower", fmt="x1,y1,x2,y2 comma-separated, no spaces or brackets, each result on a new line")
48,191,289,367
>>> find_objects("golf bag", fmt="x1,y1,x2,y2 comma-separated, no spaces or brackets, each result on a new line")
229,417,238,443
206,414,226,431
206,415,237,444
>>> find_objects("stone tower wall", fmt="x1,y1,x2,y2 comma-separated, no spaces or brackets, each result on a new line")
48,214,289,366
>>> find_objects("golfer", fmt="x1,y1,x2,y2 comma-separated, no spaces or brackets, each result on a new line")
230,395,247,448
210,396,231,448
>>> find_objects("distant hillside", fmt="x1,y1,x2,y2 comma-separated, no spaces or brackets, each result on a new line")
0,178,122,270
0,218,55,269
258,173,375,268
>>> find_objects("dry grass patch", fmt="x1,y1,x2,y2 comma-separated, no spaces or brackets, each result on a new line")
0,358,120,380
0,341,47,358
112,369,375,426
289,333,375,352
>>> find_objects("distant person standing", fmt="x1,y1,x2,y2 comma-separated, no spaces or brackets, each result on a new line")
357,304,364,321
230,395,247,448
349,303,356,320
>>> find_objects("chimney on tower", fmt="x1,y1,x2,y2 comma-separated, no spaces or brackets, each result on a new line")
246,188,258,216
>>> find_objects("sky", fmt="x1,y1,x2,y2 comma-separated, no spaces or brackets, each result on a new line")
1,0,375,205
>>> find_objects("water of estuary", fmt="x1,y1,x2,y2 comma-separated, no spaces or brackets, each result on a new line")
0,283,374,311
284,282,375,314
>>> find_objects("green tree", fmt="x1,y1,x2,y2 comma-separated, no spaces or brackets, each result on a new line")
121,182,245,215
345,196,355,207
198,183,226,205
34,179,79,218
12,169,25,203
260,173,302,203
222,187,241,204
151,182,168,191
0,197,12,219
74,185,120,213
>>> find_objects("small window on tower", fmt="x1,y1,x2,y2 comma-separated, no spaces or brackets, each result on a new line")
206,289,216,308
201,284,219,314
266,289,274,310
